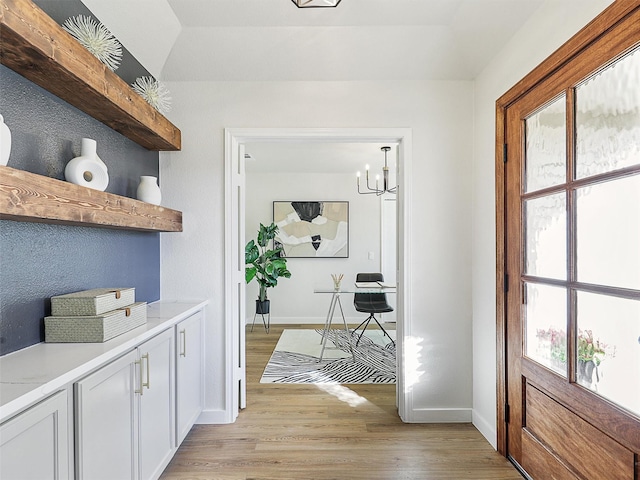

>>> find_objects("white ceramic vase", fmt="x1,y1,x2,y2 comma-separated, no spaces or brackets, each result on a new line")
0,114,11,167
137,176,161,205
64,138,109,191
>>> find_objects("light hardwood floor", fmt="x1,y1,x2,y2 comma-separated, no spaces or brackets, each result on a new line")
160,324,523,480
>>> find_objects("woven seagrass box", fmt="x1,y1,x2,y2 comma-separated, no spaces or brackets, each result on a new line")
45,302,147,343
51,288,135,316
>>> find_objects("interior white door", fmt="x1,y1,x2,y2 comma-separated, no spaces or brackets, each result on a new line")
225,131,247,415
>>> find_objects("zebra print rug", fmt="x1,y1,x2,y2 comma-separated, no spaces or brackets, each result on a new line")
260,329,396,384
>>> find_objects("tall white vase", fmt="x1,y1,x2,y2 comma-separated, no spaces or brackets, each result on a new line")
137,176,161,205
65,138,109,191
0,114,11,167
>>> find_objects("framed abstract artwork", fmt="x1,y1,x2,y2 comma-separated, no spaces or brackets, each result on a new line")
272,201,349,258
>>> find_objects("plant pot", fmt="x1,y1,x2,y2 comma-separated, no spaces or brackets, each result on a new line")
578,359,596,385
255,299,270,315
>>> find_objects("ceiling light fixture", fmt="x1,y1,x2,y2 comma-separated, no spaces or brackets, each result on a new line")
291,0,341,7
356,146,397,196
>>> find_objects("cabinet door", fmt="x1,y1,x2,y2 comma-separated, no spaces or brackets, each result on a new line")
138,329,175,480
176,311,204,444
0,390,70,480
75,350,138,480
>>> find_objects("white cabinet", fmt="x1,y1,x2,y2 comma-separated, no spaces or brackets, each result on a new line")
0,303,206,480
139,329,175,480
75,329,175,480
75,350,138,480
175,310,204,444
0,390,70,480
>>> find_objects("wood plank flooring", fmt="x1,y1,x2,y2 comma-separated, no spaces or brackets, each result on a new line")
160,324,523,480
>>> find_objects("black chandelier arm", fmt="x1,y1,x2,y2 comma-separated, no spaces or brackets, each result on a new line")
365,172,383,193
357,175,383,195
357,184,382,195
356,178,396,195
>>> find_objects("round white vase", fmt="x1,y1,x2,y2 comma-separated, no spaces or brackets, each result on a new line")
137,176,161,205
64,138,109,191
0,114,12,167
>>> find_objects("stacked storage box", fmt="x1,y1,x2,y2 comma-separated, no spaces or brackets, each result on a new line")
45,288,147,343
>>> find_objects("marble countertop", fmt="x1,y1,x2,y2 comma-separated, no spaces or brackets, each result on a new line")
0,300,208,422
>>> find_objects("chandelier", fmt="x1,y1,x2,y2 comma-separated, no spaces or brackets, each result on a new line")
356,146,397,195
291,0,342,7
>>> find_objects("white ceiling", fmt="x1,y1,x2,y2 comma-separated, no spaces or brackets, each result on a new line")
85,0,545,82
162,0,545,81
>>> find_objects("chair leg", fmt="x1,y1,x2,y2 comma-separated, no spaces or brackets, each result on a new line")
352,314,374,346
352,316,370,336
371,316,395,346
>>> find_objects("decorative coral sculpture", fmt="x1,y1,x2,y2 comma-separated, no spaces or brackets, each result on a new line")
63,15,122,71
131,76,172,115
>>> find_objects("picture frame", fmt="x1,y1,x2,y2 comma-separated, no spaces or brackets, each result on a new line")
272,201,349,258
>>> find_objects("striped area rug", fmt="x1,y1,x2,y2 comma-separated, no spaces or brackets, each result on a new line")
260,328,396,384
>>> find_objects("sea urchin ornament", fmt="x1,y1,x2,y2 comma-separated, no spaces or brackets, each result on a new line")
63,15,122,71
131,76,172,115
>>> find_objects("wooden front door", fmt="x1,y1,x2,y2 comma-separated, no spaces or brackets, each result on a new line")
498,3,640,479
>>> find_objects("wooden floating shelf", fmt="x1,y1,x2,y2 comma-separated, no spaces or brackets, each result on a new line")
0,166,183,232
0,0,181,151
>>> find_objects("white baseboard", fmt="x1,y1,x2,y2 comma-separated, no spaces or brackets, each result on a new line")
406,407,472,423
472,409,497,449
195,408,234,424
247,315,328,325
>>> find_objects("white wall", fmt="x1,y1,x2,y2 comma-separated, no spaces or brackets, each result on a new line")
245,172,389,323
160,80,474,422
471,0,615,448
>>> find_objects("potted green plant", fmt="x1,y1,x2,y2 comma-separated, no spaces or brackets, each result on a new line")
245,222,291,315
535,327,615,385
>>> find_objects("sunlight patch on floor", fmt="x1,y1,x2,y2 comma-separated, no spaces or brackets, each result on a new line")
314,383,368,407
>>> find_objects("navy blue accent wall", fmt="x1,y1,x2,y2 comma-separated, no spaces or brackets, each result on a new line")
0,64,161,356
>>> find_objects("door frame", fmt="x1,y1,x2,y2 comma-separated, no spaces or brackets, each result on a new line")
225,127,413,422
381,197,397,322
495,1,640,457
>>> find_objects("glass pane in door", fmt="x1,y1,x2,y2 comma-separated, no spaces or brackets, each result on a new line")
576,46,640,179
576,174,640,290
576,291,640,416
525,95,567,192
525,283,568,376
525,193,567,280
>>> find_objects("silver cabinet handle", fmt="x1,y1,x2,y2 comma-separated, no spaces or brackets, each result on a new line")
180,329,187,357
141,353,150,390
135,359,144,395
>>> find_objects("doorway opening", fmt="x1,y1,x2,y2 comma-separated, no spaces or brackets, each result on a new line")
224,128,412,422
